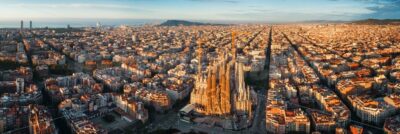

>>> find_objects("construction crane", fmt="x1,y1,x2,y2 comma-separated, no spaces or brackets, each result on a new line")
231,30,250,60
231,31,236,49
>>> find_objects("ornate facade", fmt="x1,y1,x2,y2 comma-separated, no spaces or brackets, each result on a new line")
190,43,253,118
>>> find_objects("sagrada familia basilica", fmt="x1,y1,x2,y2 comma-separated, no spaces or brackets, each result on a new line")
190,38,254,121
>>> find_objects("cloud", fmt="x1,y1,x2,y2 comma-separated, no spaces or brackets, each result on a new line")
359,0,400,18
330,0,400,19
0,3,149,19
188,0,239,4
2,0,399,22
217,3,376,22
14,3,132,9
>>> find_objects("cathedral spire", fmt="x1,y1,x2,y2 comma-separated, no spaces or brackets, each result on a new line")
197,40,203,75
191,48,253,119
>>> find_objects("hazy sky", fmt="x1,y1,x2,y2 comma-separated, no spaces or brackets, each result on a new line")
0,0,399,22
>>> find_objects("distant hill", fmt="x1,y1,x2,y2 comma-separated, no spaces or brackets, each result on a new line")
298,20,348,24
291,19,400,25
350,19,400,25
159,20,226,26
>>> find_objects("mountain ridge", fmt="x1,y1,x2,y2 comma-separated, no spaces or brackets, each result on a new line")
159,20,227,26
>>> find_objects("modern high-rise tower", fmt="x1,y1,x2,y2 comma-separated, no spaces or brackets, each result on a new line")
29,20,32,30
20,20,24,31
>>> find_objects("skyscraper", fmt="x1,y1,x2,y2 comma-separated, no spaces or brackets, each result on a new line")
29,20,32,30
20,20,23,31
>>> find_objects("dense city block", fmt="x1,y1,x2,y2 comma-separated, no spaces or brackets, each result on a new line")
0,22,400,134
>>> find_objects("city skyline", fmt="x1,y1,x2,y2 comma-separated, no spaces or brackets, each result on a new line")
0,0,399,23
1,1,400,134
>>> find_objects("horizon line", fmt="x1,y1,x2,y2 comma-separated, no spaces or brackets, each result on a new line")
1,18,399,29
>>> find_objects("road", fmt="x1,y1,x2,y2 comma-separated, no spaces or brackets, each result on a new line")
248,26,272,134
